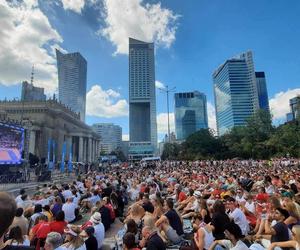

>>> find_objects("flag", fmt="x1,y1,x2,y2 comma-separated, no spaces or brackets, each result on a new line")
60,141,66,172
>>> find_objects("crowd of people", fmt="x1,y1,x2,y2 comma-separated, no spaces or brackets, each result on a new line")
0,158,300,250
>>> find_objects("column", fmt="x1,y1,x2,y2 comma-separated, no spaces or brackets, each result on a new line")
79,137,83,162
28,130,36,154
88,138,92,163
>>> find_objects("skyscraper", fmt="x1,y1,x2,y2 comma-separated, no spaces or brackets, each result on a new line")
255,72,270,113
21,81,46,101
92,123,122,154
56,49,87,122
213,51,259,136
128,38,157,160
174,91,208,140
286,96,300,122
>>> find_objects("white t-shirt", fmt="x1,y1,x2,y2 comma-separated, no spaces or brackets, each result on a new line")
62,190,73,200
62,202,76,222
220,239,249,250
62,243,87,250
94,223,105,248
15,195,23,204
245,201,256,214
229,208,249,235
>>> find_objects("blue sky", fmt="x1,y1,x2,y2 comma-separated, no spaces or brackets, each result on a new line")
0,0,300,141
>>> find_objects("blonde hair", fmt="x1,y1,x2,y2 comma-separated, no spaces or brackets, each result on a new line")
66,226,84,249
285,201,300,219
292,225,300,243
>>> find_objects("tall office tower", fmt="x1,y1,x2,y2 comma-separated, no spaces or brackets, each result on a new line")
56,49,87,122
128,38,157,160
213,51,259,136
255,72,270,113
174,91,208,140
286,96,300,122
21,81,46,101
92,123,122,154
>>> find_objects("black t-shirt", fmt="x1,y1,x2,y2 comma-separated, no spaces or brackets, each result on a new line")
211,212,230,240
142,201,155,213
85,236,98,250
271,222,289,249
165,209,184,236
146,232,166,250
99,206,112,231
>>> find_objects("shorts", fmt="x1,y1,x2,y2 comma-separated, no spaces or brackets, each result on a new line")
166,226,182,244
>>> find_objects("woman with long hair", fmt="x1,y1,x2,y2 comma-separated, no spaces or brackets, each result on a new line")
5,226,30,246
283,200,300,228
210,200,230,240
62,225,86,250
51,196,63,217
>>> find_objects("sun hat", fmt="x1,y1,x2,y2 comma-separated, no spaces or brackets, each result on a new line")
193,191,201,198
64,225,79,236
90,212,101,224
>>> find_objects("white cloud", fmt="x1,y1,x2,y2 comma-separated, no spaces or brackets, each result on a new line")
269,88,300,120
99,0,179,55
122,134,129,141
0,0,64,93
207,102,217,132
60,0,85,13
86,85,129,118
157,112,175,135
155,80,166,89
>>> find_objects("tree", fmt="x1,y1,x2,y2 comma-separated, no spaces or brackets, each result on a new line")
161,143,181,160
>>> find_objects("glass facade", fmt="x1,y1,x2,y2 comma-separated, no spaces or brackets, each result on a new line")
255,72,270,113
128,38,157,159
92,123,122,154
213,51,259,136
21,81,46,101
56,49,87,122
289,96,300,121
174,91,208,140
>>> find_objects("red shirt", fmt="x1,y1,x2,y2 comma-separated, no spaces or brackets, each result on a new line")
178,191,187,202
50,220,67,234
32,222,51,239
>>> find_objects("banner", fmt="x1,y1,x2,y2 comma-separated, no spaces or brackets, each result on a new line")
52,141,56,167
60,141,66,172
68,142,73,172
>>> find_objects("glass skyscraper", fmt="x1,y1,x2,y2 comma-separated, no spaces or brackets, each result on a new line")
56,49,87,122
128,38,157,160
255,72,270,113
213,51,259,136
21,81,46,101
92,123,122,154
174,91,208,140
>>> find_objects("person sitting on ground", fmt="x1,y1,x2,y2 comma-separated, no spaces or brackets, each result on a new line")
126,219,139,244
43,205,53,222
142,193,154,214
140,225,166,250
29,204,43,229
9,208,28,236
62,197,76,223
123,232,140,250
51,197,63,218
44,232,64,250
29,214,51,250
209,221,249,250
50,211,67,235
63,225,86,250
5,226,30,247
90,212,105,250
210,200,230,240
98,199,111,231
155,198,184,245
83,227,98,250
193,214,215,250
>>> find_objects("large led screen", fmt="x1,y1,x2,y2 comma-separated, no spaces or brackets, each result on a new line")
0,122,24,164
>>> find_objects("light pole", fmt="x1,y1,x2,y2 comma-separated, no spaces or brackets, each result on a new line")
158,85,176,143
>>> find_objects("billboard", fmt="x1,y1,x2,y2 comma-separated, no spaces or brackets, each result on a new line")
0,122,24,165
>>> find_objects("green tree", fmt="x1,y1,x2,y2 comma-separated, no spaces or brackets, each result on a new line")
161,142,181,160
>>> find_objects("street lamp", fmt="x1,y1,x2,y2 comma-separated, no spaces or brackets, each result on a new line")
158,85,176,143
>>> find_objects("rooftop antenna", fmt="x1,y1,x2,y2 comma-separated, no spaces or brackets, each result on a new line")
30,65,34,85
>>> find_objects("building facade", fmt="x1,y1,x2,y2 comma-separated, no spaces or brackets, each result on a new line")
174,91,208,140
0,100,100,163
92,123,122,154
21,81,46,101
286,96,300,121
255,72,270,113
56,49,87,122
213,51,259,136
128,38,157,160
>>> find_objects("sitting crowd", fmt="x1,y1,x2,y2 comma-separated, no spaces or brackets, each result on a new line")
0,158,300,250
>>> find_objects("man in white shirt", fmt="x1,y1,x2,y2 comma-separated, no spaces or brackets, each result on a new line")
227,197,249,236
90,212,105,249
62,186,73,200
62,197,76,223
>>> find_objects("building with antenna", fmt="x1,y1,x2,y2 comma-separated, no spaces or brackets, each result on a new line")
21,65,46,101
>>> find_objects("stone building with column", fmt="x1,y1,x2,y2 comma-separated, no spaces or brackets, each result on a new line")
0,99,100,163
